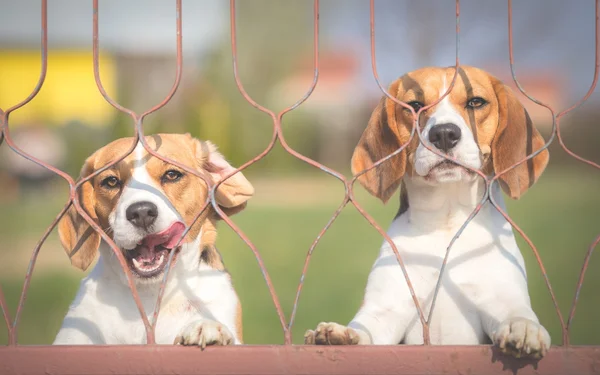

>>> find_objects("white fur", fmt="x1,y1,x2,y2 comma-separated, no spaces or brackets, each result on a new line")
54,142,240,345
346,179,539,344
310,177,550,352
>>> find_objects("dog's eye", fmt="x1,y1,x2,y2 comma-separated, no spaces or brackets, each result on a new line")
162,170,184,183
466,97,487,109
406,101,425,112
100,176,121,189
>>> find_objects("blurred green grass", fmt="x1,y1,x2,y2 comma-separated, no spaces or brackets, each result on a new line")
1,165,599,345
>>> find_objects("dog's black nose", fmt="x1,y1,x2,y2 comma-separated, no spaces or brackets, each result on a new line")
428,123,461,152
126,201,158,228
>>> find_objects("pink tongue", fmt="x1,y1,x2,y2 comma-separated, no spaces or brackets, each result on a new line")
141,222,186,250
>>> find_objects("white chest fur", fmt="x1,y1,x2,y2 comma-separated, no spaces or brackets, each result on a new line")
345,179,536,346
53,244,240,345
382,203,526,344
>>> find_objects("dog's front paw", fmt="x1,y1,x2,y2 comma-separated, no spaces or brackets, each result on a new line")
304,322,360,345
493,317,551,359
174,319,234,349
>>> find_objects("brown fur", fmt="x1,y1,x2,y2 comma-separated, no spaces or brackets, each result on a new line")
351,80,410,204
489,79,549,199
58,160,101,271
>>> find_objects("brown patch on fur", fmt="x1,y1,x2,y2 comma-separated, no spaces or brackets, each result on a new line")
394,180,410,219
199,219,225,271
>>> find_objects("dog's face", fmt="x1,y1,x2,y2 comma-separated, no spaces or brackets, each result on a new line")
352,66,549,202
58,133,253,281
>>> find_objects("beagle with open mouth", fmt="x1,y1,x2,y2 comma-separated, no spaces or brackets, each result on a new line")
304,66,551,358
53,133,252,346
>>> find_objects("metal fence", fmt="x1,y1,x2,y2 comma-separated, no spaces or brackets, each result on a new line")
1,0,599,374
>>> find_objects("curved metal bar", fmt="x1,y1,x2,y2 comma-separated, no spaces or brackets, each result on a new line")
136,145,215,331
405,0,496,328
562,0,600,341
12,202,71,343
348,122,429,343
252,0,363,335
0,0,54,346
0,109,4,146
278,0,320,118
288,197,349,333
347,178,432,344
70,159,157,342
426,183,489,325
151,198,212,331
567,234,600,332
0,281,12,345
368,0,465,344
92,0,137,120
494,0,567,345
3,0,48,116
229,0,294,344
555,0,600,170
368,0,428,342
140,0,183,121
230,1,278,119
556,0,599,119
91,0,166,344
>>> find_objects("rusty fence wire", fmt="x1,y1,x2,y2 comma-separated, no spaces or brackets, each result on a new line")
0,0,599,374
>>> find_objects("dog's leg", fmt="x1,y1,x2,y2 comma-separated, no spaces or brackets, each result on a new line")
53,284,106,345
173,318,235,348
173,280,241,348
305,248,413,345
480,290,551,358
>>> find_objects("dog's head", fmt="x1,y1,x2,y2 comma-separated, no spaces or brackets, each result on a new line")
352,66,549,203
58,133,253,281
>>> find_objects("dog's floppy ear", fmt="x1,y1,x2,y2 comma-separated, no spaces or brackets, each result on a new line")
491,79,549,199
351,80,407,203
194,138,254,217
58,156,101,271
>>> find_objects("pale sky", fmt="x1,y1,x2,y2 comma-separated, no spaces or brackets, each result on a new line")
1,0,596,103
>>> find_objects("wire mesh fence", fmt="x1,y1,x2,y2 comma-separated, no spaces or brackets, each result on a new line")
0,0,599,374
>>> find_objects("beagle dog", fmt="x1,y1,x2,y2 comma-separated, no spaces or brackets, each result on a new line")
53,133,252,346
304,66,551,358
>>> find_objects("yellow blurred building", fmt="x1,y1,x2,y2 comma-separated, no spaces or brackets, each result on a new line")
0,50,117,127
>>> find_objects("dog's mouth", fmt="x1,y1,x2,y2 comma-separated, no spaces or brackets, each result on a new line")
124,222,186,278
433,159,459,170
426,160,476,180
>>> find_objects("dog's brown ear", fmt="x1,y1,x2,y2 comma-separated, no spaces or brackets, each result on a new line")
58,157,101,271
491,80,549,199
351,80,407,203
195,139,254,217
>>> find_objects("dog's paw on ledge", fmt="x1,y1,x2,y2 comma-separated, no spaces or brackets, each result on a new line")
304,322,360,345
174,319,234,349
493,317,551,359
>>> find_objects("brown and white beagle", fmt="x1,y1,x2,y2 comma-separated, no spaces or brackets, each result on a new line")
304,66,551,359
53,133,252,346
